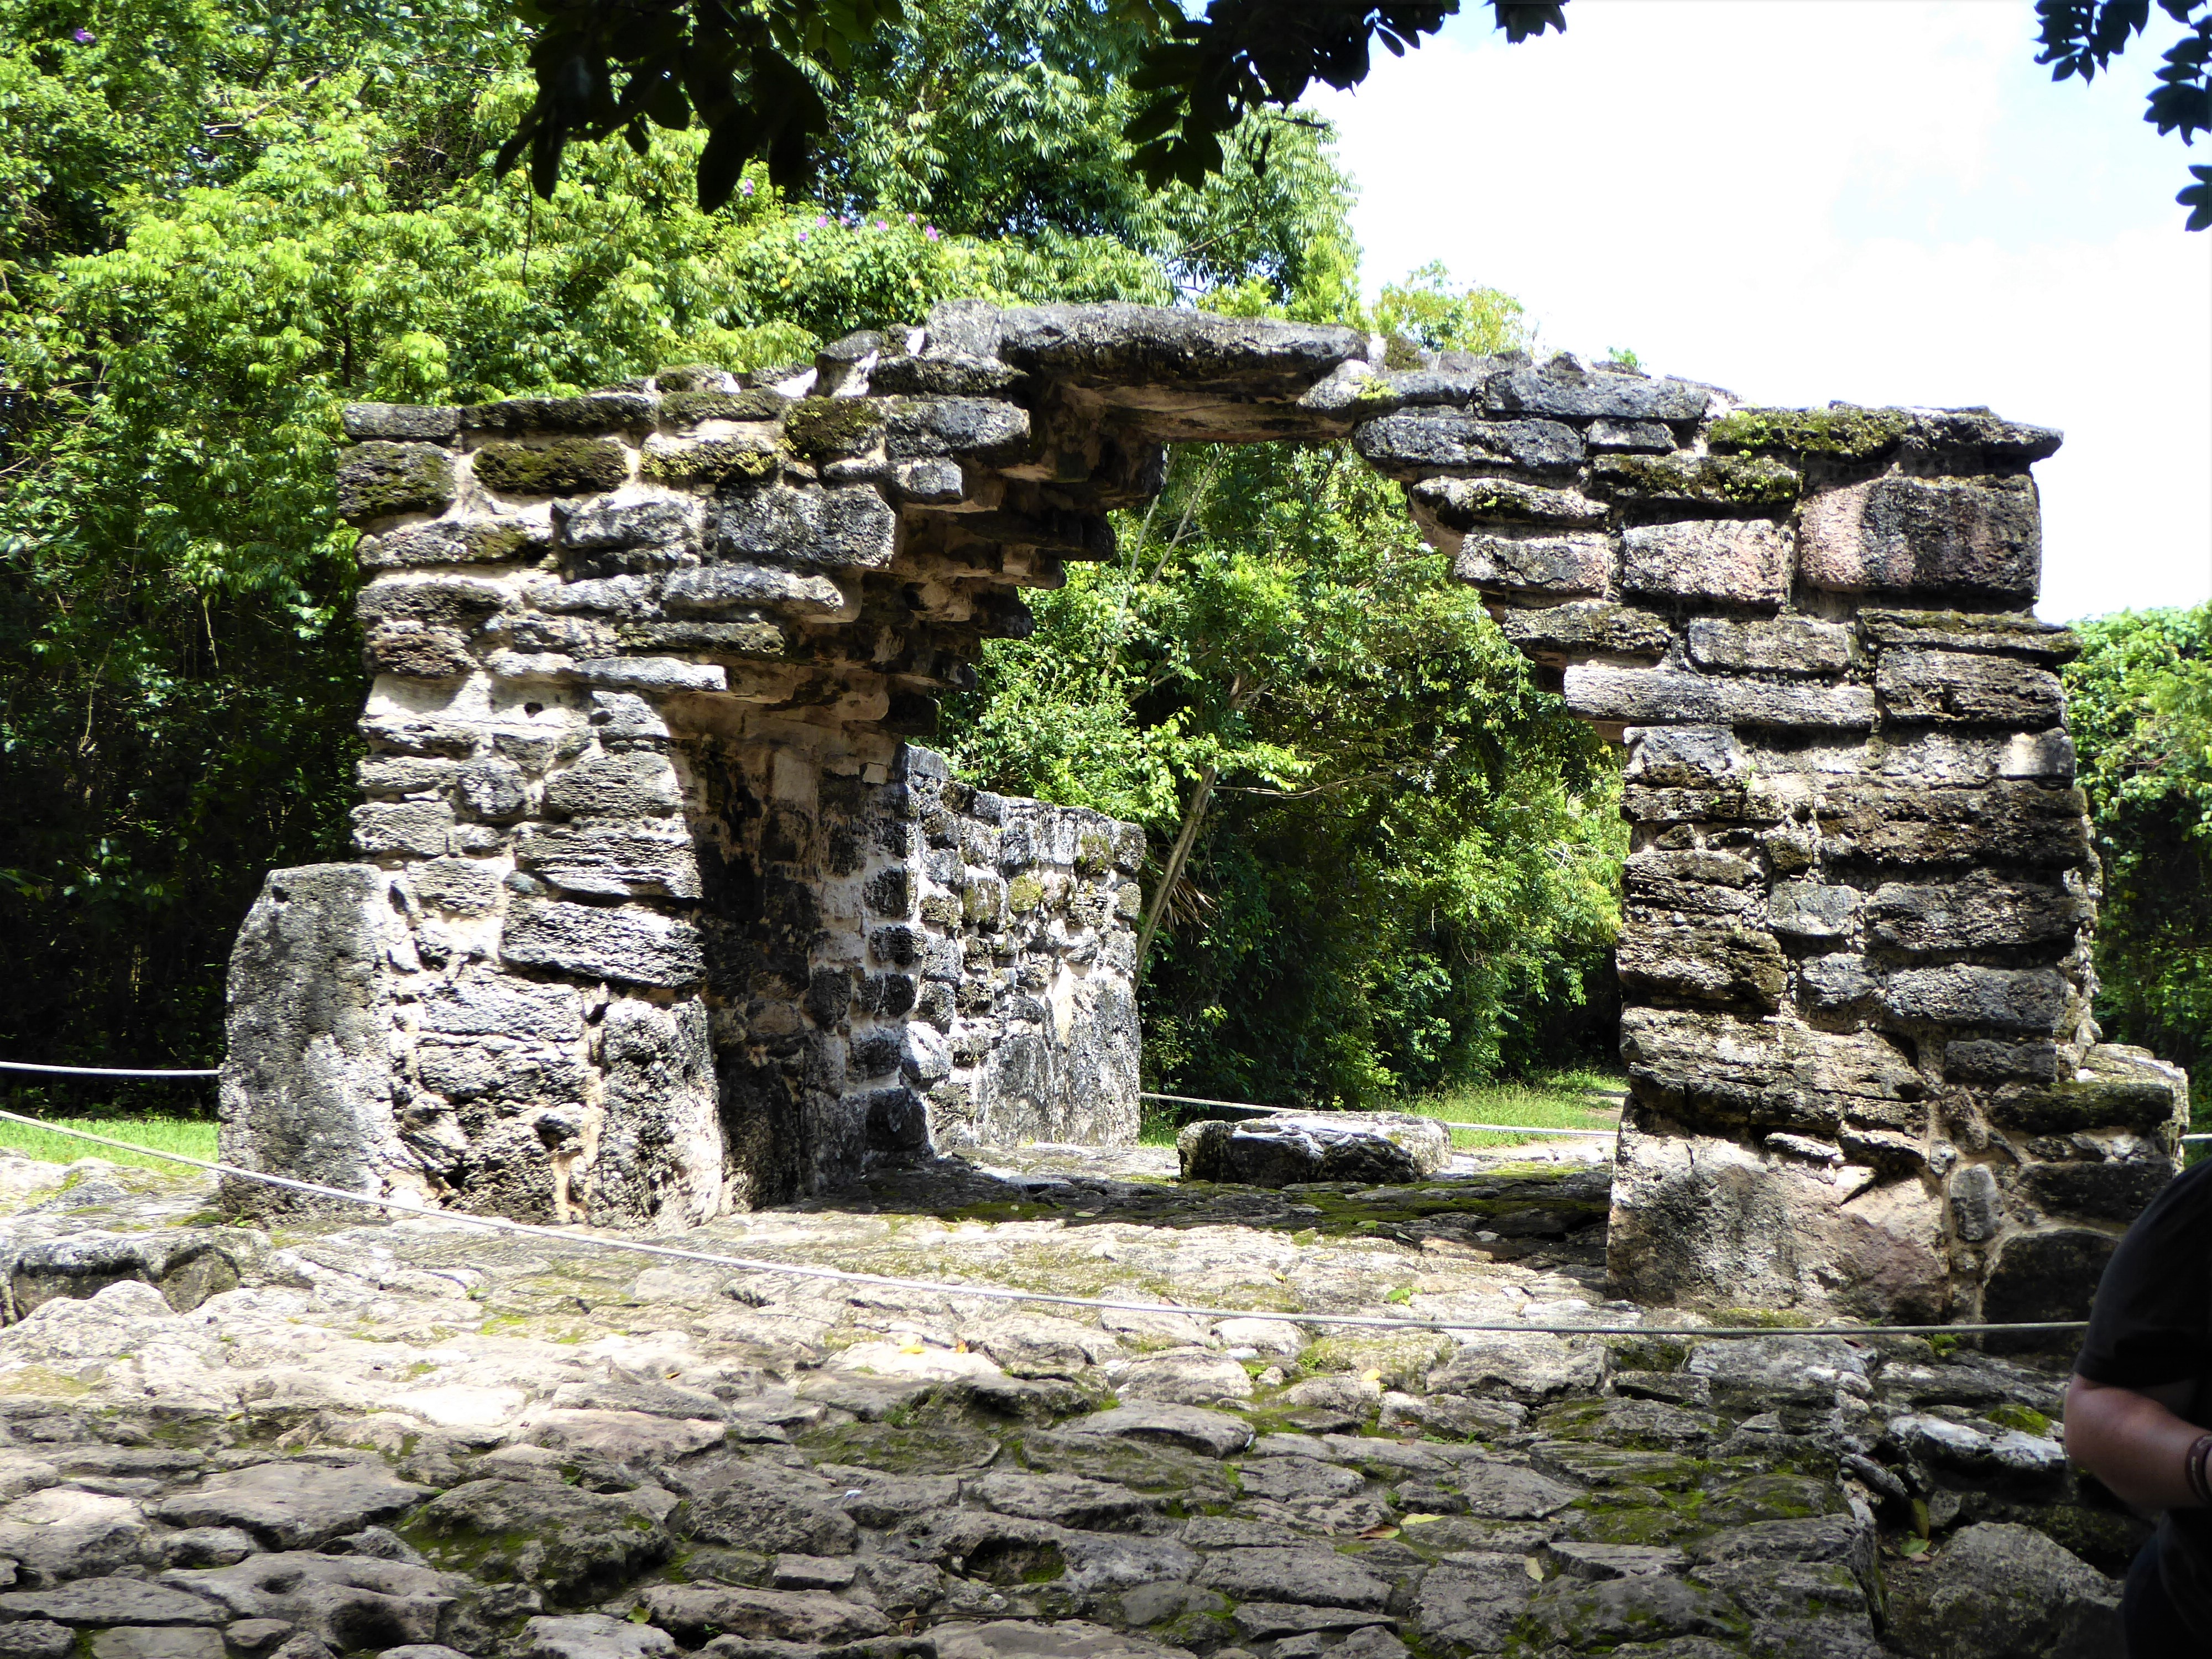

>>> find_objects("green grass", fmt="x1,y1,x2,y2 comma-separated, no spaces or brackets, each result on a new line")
0,1115,217,1173
1137,1068,1625,1151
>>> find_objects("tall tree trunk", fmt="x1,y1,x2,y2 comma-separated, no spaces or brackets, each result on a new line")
1135,763,1217,980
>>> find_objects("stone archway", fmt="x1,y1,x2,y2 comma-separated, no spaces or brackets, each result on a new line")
220,300,2185,1324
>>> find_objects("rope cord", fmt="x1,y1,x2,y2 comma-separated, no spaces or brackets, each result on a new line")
1140,1092,1619,1139
0,1105,2090,1341
1,1061,220,1078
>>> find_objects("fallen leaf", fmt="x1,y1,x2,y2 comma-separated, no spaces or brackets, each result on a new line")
899,1340,926,1355
1358,1525,1401,1539
1523,1556,1545,1581
1400,1513,1442,1526
1361,1368,1384,1384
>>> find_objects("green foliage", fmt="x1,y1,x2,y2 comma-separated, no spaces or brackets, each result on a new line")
0,0,1344,1084
2065,604,2212,1083
941,331,1626,1105
2036,0,2212,228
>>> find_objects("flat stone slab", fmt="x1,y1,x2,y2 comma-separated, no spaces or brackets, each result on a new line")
153,1463,431,1549
0,1579,225,1627
1178,1114,1451,1187
1057,1403,1253,1458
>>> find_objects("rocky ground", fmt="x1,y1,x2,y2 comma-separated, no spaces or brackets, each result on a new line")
0,1141,2138,1659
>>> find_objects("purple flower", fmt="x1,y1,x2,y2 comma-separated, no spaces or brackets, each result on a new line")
906,213,917,223
796,229,809,242
71,26,92,40
839,216,851,227
739,179,754,197
816,214,830,226
924,225,940,241
874,219,888,231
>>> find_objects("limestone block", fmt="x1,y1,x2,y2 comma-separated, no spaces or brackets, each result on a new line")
501,900,705,988
1687,617,1853,676
1880,965,2073,1034
362,621,472,680
568,657,727,693
1619,1006,1922,1135
1944,1037,2060,1084
1797,953,1877,1020
359,516,550,570
1615,921,1785,1010
555,493,700,555
342,403,460,442
1354,411,1583,476
1565,667,1721,726
871,351,1023,396
1875,649,2066,726
1483,362,1710,421
663,564,849,618
1606,1120,1948,1321
1980,1229,2115,1329
1409,477,1606,528
336,442,456,521
2020,1156,2176,1223
714,483,897,570
1865,870,2085,954
1588,418,1676,452
992,302,1363,395
357,755,456,798
1590,453,1800,508
589,997,722,1230
1619,519,1792,608
1979,1044,2187,1136
1812,781,2091,868
218,864,415,1212
516,821,701,899
1623,726,1747,787
1858,608,2078,662
466,392,658,432
544,752,681,818
1623,850,1762,916
1798,474,2040,602
408,857,503,915
472,439,629,497
1767,884,1861,944
456,755,530,822
893,458,966,503
1492,601,1674,662
1177,1114,1449,1186
1720,679,1876,730
1452,530,1610,597
351,801,455,859
884,398,1030,461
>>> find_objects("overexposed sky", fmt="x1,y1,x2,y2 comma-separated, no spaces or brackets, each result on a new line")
1306,0,2212,622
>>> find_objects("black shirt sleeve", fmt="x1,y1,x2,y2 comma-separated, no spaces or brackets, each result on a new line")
2075,1155,2212,1389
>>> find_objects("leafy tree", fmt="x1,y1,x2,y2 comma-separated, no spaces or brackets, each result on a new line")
2065,604,2212,1081
940,273,1624,1107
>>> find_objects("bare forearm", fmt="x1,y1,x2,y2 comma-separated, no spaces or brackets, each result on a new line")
2066,1374,2206,1513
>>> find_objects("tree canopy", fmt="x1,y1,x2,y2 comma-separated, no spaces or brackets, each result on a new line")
0,0,1617,1110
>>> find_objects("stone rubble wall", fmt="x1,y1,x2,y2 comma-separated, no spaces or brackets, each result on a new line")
224,299,2186,1324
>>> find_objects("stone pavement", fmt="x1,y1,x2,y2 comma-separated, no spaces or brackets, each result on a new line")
0,1146,2133,1657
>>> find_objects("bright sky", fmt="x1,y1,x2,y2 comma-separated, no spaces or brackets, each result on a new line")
1306,0,2212,622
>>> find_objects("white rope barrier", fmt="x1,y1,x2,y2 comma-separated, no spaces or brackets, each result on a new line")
0,1105,2090,1340
1,1061,220,1078
1140,1091,1620,1138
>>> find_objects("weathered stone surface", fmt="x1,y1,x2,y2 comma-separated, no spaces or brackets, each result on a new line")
1859,608,2079,661
1866,871,2084,954
1355,411,1583,476
500,901,704,988
1451,529,1611,597
640,1585,891,1646
1616,922,1786,1011
413,1481,670,1600
1484,360,1711,421
1193,1549,1388,1609
1492,601,1674,662
164,1552,458,1650
1176,1113,1449,1186
543,752,680,818
1799,475,2041,601
675,1463,859,1557
1876,650,2066,726
0,1489,148,1586
1058,1404,1251,1459
1885,1523,2119,1659
1881,966,2072,1034
343,403,462,442
155,1465,430,1552
337,444,456,520
1410,476,1606,528
523,1614,680,1659
1687,617,1853,675
515,821,700,899
0,1579,225,1626
716,484,898,570
1621,517,1793,606
1766,883,1860,944
663,565,849,618
473,439,628,497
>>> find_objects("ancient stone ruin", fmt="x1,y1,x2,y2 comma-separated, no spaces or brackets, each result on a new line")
222,299,2187,1327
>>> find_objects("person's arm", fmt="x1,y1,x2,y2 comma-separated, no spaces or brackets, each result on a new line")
2065,1373,2206,1514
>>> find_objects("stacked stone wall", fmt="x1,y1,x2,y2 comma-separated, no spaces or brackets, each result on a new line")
223,299,2185,1324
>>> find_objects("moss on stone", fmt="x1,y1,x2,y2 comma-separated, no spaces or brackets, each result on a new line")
1589,452,1801,505
662,389,792,426
1983,1403,2051,1436
1008,875,1046,914
641,441,779,488
1707,405,1912,460
472,437,628,497
784,397,885,459
337,441,457,520
1381,333,1426,372
1076,832,1110,875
